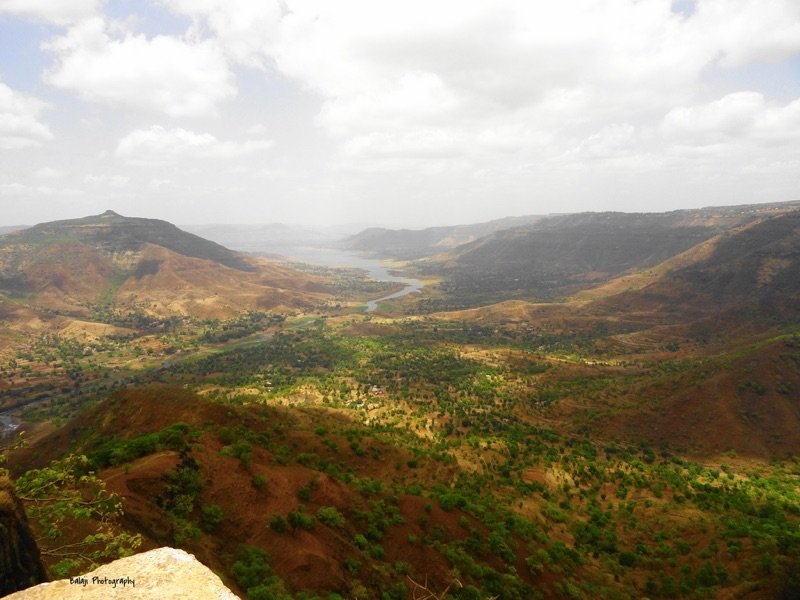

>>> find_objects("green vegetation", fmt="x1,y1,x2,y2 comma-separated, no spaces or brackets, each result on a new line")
88,422,197,468
316,506,345,528
155,450,203,544
13,454,142,577
5,268,800,599
231,547,293,600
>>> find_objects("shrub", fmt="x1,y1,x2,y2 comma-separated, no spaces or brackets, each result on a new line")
221,440,253,467
201,504,224,532
317,506,345,528
231,547,292,600
287,509,316,533
343,558,361,574
268,515,288,533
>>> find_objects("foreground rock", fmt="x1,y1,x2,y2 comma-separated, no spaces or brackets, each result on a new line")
0,475,47,596
4,547,240,599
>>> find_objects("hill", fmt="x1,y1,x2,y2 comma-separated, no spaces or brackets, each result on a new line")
0,225,28,236
0,211,329,320
426,208,800,457
421,201,800,307
582,209,800,321
342,215,545,259
3,210,252,271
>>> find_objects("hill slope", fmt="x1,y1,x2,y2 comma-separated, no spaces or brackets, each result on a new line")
4,210,252,271
424,201,800,305
0,211,328,319
342,215,545,259
430,208,800,457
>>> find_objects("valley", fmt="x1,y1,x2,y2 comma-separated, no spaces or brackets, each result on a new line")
1,206,799,600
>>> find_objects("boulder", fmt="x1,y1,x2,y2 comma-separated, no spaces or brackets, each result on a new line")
4,547,240,599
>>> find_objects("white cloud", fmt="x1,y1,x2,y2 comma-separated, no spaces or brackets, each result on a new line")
568,124,640,160
43,18,236,117
159,0,282,69
663,92,800,147
0,81,53,150
0,182,83,196
693,0,800,67
34,167,65,179
269,2,698,145
139,0,800,170
4,0,800,226
262,1,800,166
0,0,100,25
116,126,273,165
662,92,764,144
342,129,466,160
148,177,177,191
84,173,129,187
247,123,268,136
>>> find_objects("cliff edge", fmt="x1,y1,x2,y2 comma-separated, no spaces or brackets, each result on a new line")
0,475,47,596
3,547,241,599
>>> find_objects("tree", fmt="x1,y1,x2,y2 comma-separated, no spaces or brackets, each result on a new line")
14,454,142,577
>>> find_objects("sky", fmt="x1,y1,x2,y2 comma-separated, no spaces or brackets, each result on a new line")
0,0,799,229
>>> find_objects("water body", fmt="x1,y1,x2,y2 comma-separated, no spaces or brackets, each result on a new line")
0,413,20,439
271,246,423,312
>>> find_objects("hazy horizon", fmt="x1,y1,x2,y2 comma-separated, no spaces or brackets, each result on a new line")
2,1,799,228
3,197,800,233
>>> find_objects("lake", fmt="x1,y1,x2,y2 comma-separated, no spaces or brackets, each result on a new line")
268,246,423,312
0,413,20,439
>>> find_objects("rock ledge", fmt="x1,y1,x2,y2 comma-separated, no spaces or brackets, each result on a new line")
4,547,241,599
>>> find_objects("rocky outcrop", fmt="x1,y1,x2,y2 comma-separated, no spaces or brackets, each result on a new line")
3,547,240,599
0,475,47,596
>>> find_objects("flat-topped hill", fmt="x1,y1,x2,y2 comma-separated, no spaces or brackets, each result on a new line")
3,210,253,272
0,211,329,320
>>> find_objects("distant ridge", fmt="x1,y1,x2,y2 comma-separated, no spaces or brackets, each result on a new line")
342,214,546,259
424,200,800,303
0,225,28,236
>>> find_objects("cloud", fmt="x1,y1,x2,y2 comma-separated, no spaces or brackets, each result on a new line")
0,0,100,25
160,0,800,168
567,124,640,160
5,0,800,226
34,167,65,178
0,182,83,196
84,173,129,187
159,0,283,69
693,0,800,67
0,80,53,150
115,126,273,165
247,123,268,136
663,92,800,147
342,129,466,161
147,177,177,191
43,18,236,117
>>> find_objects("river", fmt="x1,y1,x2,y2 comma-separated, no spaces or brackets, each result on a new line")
0,413,20,440
270,246,423,312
